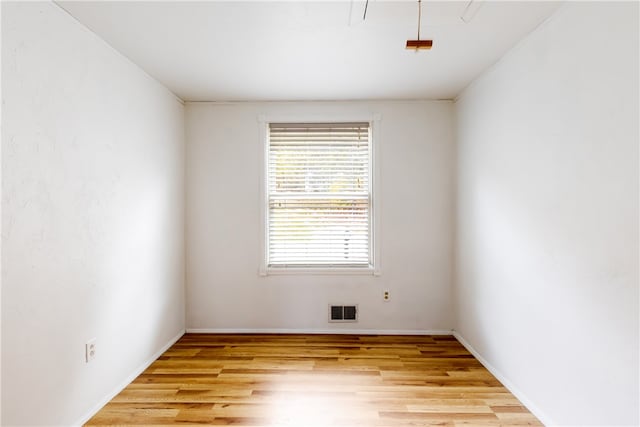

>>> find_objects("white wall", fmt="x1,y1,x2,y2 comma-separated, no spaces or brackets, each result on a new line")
1,3,185,425
454,2,638,425
186,101,454,333
0,3,3,422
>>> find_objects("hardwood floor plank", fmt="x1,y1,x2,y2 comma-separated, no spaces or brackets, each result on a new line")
85,334,541,426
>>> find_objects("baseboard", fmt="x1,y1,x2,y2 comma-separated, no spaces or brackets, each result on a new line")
74,329,185,426
186,328,453,335
452,331,552,426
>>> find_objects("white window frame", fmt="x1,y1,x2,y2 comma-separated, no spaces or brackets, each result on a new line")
258,114,381,276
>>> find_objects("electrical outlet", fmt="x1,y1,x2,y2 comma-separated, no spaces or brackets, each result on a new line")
383,290,390,301
85,338,96,363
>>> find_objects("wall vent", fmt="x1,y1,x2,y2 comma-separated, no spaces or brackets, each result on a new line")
329,305,358,322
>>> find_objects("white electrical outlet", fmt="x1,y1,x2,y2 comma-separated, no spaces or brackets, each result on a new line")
383,290,390,301
85,338,96,363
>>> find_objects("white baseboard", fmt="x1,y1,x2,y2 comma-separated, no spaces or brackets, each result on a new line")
74,329,185,426
186,328,453,335
452,331,552,426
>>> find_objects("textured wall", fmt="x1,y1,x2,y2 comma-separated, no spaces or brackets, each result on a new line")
454,2,639,425
1,3,185,425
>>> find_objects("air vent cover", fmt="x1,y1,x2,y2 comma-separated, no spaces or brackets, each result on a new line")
329,305,358,322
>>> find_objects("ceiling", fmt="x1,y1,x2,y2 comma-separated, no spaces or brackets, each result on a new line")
57,1,562,102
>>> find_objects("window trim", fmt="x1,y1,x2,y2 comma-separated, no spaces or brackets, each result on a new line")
258,113,381,276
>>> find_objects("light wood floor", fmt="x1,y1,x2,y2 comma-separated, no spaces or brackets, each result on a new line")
86,334,541,426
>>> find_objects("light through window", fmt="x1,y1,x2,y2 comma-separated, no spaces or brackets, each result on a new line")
267,122,372,268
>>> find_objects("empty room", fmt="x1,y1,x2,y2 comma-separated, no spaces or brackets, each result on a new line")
1,0,638,425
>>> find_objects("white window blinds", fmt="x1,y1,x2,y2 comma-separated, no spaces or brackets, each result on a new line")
267,122,371,268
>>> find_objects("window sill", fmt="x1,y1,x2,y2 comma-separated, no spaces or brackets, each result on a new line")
261,266,380,276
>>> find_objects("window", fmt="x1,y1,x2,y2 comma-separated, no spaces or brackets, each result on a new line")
265,122,373,270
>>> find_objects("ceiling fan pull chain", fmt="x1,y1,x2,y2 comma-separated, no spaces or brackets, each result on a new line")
406,0,433,50
418,0,422,41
